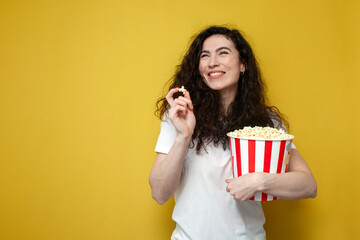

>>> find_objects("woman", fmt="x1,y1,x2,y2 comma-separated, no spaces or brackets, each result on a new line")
149,26,317,240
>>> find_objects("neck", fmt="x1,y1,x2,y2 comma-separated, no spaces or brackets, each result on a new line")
219,88,237,114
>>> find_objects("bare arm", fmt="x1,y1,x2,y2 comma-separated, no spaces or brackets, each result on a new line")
226,149,317,201
261,149,317,199
149,88,195,205
149,136,191,205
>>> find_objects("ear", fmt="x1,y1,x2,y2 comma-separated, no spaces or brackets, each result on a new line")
240,62,246,74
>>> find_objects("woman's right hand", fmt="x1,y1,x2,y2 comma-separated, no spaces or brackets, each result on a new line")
166,88,196,138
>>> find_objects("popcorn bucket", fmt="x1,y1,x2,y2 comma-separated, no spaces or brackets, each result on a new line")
227,134,294,201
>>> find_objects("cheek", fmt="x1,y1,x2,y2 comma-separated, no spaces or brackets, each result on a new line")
226,58,239,66
198,64,206,77
228,59,241,74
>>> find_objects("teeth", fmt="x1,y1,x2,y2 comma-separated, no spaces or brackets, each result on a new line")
210,72,223,76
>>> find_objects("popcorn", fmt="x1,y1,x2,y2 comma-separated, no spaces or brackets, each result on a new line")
228,126,292,140
228,126,294,201
178,86,187,95
227,127,294,201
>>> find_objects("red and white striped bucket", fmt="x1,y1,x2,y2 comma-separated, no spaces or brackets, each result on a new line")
228,134,294,201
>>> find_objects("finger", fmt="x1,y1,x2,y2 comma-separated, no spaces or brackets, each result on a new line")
177,96,193,111
173,100,189,116
165,88,180,107
183,91,194,110
174,98,189,108
225,178,233,183
171,105,187,117
176,96,191,105
241,196,251,202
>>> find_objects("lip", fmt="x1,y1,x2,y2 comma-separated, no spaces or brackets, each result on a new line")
208,71,226,79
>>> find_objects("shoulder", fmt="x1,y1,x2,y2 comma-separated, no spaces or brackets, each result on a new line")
266,109,285,131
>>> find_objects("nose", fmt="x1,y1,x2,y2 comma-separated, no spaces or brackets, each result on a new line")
209,55,219,68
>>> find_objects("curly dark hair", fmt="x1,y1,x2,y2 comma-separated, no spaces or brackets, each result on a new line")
155,25,288,153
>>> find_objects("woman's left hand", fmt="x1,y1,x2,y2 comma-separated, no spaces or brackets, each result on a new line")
225,149,317,201
225,173,264,201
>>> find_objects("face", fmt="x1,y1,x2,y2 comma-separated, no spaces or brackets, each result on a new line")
199,34,245,98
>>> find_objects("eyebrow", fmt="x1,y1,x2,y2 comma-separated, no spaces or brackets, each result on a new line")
201,47,232,54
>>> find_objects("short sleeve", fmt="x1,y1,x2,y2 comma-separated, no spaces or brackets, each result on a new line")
271,116,296,150
154,113,177,154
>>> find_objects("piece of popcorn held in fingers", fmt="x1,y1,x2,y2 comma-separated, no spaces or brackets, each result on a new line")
179,86,187,95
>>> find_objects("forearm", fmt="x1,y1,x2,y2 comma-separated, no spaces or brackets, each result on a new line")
149,135,191,204
261,171,317,200
226,149,317,201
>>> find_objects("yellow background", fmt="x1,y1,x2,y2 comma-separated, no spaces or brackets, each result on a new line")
0,0,359,239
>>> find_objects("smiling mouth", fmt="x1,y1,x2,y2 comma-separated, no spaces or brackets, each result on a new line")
209,72,225,77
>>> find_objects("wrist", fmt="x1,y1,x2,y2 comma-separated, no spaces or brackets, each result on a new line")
175,133,192,144
257,173,273,192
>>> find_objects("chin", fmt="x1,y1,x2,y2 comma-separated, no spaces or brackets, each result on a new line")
204,82,223,91
208,85,228,92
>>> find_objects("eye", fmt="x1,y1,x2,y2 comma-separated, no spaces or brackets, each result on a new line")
219,51,229,55
200,53,209,58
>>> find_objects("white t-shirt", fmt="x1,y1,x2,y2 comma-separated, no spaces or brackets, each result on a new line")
155,115,266,240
